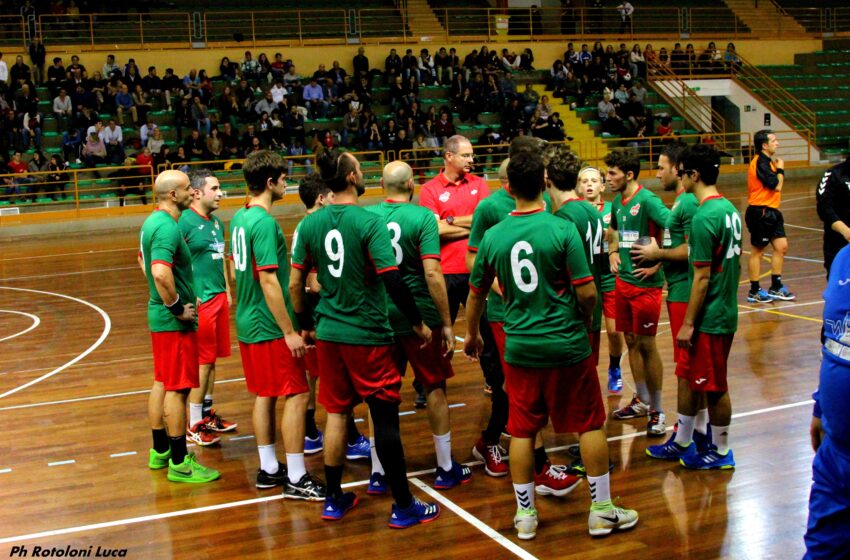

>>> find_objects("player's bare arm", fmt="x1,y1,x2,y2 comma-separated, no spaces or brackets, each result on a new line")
288,266,316,345
151,262,195,321
462,288,487,361
574,281,598,331
677,264,710,349
608,228,621,274
259,269,306,357
423,258,454,358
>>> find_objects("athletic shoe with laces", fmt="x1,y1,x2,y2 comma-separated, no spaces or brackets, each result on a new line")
768,285,796,301
566,443,581,458
647,411,667,437
284,473,327,501
321,492,358,521
167,453,220,483
204,409,237,432
388,497,440,528
367,472,387,495
514,507,538,540
747,288,774,303
694,427,713,454
256,461,288,489
433,461,472,489
607,367,623,394
187,420,221,446
612,395,650,419
680,448,735,470
345,434,370,461
566,458,615,477
588,502,639,536
646,438,696,461
304,430,324,455
534,462,582,496
472,437,509,477
148,448,171,470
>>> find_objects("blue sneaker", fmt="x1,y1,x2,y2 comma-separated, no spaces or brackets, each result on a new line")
607,367,623,394
768,285,796,301
346,434,370,461
304,430,324,455
367,472,387,495
321,492,359,521
680,448,735,470
388,497,440,529
694,427,713,454
747,288,774,303
646,438,696,461
433,461,472,489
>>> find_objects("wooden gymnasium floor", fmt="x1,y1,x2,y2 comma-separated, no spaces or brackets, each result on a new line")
0,174,827,559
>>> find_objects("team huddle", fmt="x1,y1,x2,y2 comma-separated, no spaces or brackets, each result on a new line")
139,132,741,541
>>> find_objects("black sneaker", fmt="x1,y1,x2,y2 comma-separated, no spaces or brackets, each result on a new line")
284,473,327,501
256,462,288,489
413,379,427,409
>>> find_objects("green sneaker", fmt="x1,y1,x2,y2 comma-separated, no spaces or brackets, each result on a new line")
514,507,538,540
167,453,220,483
149,448,171,470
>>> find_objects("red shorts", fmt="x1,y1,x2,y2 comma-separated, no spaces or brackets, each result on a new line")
588,330,601,368
491,321,507,366
317,340,402,414
303,346,321,380
239,338,309,398
504,355,606,438
393,334,455,391
614,277,662,336
151,331,199,391
687,332,734,393
667,301,690,379
197,292,232,365
602,290,616,320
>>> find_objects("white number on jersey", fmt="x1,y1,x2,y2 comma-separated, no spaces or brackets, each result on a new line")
139,230,145,272
387,222,403,265
724,213,742,259
232,226,247,272
585,219,603,264
325,229,345,277
510,241,539,293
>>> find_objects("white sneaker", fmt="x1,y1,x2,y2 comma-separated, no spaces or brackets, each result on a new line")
647,411,667,437
514,507,538,540
588,505,639,537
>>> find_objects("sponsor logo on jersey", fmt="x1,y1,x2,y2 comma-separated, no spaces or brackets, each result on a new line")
629,203,641,216
471,189,478,195
439,191,451,203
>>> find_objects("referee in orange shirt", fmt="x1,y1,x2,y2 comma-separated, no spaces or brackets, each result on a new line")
745,129,795,303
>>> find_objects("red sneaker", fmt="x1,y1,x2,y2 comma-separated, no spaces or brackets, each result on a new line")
204,409,238,432
187,420,221,446
472,437,508,477
534,462,581,497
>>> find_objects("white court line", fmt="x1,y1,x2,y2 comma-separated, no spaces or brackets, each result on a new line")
0,468,11,474
1,266,136,282
110,452,137,458
0,247,136,262
0,310,40,342
228,435,255,441
785,223,823,233
47,460,75,467
411,478,539,560
0,287,112,400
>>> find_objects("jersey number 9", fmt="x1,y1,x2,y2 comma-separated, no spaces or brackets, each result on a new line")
325,229,345,277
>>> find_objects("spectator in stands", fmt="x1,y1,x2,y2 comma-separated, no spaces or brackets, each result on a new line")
284,104,305,144
115,83,137,126
501,97,524,139
257,53,272,83
329,61,347,85
0,53,9,95
670,43,685,73
141,66,168,111
46,57,65,97
61,127,82,162
22,109,41,150
685,43,697,74
82,132,107,167
657,47,670,72
254,90,277,118
302,77,328,119
123,64,142,92
476,127,503,166
287,138,311,176
385,48,402,79
241,51,261,85
598,91,615,120
550,59,567,91
341,107,360,148
418,49,436,86
132,84,152,125
184,128,206,160
167,145,190,171
435,109,455,145
355,76,373,107
502,49,521,73
46,154,68,200
434,47,452,85
630,44,645,80
146,126,164,156
191,95,211,136
614,83,629,105
630,80,647,104
519,48,535,71
103,54,120,79
234,79,255,120
6,151,29,201
724,42,741,73
136,147,154,182
520,83,539,116
353,47,370,83
657,116,674,137
53,88,73,131
366,122,384,152
219,57,238,82
66,55,85,79
110,156,148,206
162,68,183,108
401,49,418,81
283,66,301,94
483,73,503,112
270,53,288,83
26,151,48,202
220,121,240,158
28,38,45,85
10,55,31,87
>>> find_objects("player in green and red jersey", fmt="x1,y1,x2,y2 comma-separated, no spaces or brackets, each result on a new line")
675,144,741,470
139,169,219,484
606,149,671,437
179,170,237,449
290,149,440,528
580,166,625,394
463,150,637,540
367,160,471,490
230,151,326,501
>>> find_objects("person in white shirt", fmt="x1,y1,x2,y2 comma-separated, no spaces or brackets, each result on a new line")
270,81,288,104
140,118,158,145
0,52,8,92
418,48,435,85
53,89,73,129
618,1,634,34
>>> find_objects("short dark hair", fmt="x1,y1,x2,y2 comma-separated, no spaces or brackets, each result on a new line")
316,149,357,194
660,140,687,166
298,173,331,209
604,148,641,180
188,168,215,191
507,150,545,201
509,135,545,158
754,129,773,152
243,150,287,195
680,143,721,185
545,145,583,192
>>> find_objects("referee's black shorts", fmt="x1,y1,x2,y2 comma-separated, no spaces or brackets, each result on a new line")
745,205,786,247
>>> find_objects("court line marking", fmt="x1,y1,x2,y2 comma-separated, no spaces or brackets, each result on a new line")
0,247,136,262
739,303,822,324
0,287,112,400
47,460,75,467
0,310,40,342
411,477,539,560
784,223,823,233
0,396,815,545
0,468,11,474
1,266,137,282
110,452,137,458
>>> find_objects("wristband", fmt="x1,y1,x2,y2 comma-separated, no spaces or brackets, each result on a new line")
776,168,785,175
295,310,315,331
165,295,185,317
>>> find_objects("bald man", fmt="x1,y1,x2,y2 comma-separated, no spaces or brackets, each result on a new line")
139,170,220,484
366,161,471,489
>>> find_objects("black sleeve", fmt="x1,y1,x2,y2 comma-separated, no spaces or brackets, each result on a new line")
817,166,843,227
381,269,423,327
756,155,780,190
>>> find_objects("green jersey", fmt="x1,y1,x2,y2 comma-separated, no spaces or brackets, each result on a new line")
595,200,616,293
230,204,297,344
470,208,593,368
140,209,196,333
291,203,397,346
610,185,671,288
554,199,604,332
179,207,227,304
366,201,442,335
663,191,699,303
688,195,742,334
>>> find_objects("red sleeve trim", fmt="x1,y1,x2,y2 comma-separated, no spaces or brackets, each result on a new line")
571,275,594,286
255,264,279,271
693,261,712,267
420,254,441,261
291,262,309,271
376,265,399,274
151,259,173,268
469,283,487,294
468,246,479,253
